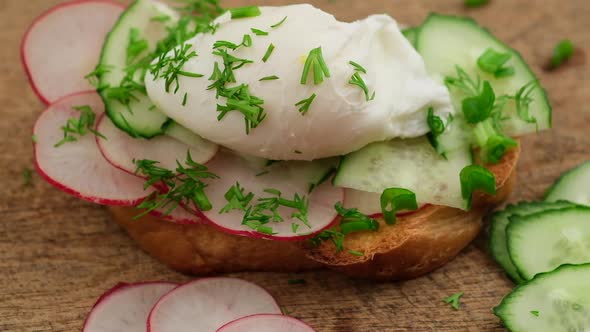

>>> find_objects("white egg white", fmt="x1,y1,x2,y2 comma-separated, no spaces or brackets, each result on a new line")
146,4,454,161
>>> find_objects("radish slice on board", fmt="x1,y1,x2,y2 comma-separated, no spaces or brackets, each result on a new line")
34,91,151,205
21,0,124,104
217,314,316,332
96,114,218,175
200,152,343,241
83,282,177,332
148,278,281,332
148,205,203,225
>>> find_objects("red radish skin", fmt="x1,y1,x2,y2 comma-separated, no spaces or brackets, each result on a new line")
148,205,204,225
217,314,316,332
34,91,151,205
148,278,281,332
199,152,343,241
96,114,218,175
83,282,177,332
21,0,124,104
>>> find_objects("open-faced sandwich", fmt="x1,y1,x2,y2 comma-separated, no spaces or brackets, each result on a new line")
24,0,551,280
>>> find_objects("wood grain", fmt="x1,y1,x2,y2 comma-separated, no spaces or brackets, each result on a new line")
0,0,588,331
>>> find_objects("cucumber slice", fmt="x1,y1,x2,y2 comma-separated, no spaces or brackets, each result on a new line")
507,206,590,280
430,113,472,156
489,201,577,283
545,160,590,206
417,14,552,137
333,137,472,209
401,27,419,48
99,0,178,138
494,264,590,332
163,121,218,158
262,158,338,193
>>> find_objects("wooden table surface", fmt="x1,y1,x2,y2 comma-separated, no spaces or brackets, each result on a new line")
0,0,588,331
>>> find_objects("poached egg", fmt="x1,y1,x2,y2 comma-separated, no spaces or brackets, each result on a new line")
146,4,454,160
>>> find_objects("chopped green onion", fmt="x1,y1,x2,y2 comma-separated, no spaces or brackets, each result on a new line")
262,43,275,63
348,61,367,74
150,15,171,23
182,92,188,106
250,28,268,36
259,75,279,81
462,81,495,123
477,48,514,78
443,292,464,310
335,202,379,234
309,202,379,252
241,34,252,47
530,310,540,317
460,165,496,209
291,223,299,233
229,6,261,19
464,0,488,7
380,188,418,225
300,47,331,85
473,119,517,164
213,40,240,50
31,135,38,143
295,93,317,115
550,39,574,69
270,16,287,28
427,107,445,137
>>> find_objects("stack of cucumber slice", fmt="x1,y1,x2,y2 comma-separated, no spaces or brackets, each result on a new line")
488,160,590,331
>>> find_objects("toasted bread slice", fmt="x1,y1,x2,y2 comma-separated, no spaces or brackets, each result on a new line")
110,144,519,279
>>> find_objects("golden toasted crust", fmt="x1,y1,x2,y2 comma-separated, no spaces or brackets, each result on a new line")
300,144,519,280
111,144,519,280
110,207,322,274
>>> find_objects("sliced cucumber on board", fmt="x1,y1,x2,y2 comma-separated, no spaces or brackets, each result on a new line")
417,14,551,137
99,0,178,138
494,264,590,332
507,206,590,280
333,137,472,210
545,160,590,206
489,201,577,283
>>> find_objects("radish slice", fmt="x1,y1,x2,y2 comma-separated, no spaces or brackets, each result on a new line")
148,278,281,332
34,91,151,205
148,205,204,225
83,282,177,332
200,152,343,241
22,0,124,104
217,314,316,332
343,189,382,216
96,114,218,175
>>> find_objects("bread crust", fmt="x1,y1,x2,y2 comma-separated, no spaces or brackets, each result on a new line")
111,144,519,280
